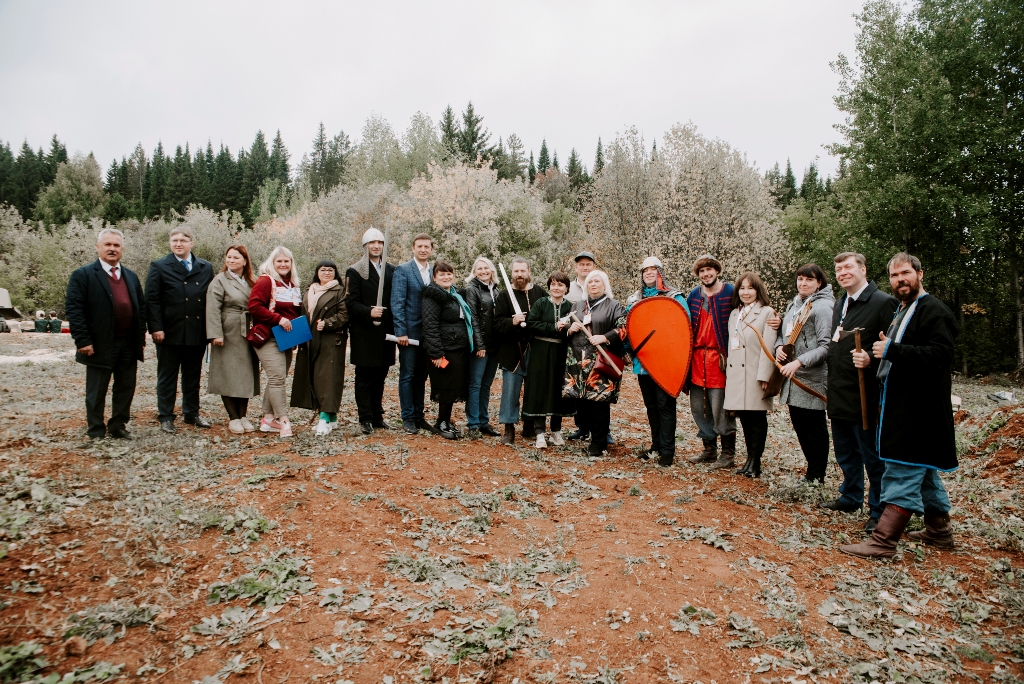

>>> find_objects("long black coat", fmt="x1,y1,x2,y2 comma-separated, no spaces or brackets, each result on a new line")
464,277,500,352
877,295,959,470
421,284,482,358
145,253,214,346
292,284,349,413
826,281,899,424
493,285,547,372
345,259,396,367
65,260,146,369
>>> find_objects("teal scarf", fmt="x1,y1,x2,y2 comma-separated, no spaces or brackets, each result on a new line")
448,286,475,353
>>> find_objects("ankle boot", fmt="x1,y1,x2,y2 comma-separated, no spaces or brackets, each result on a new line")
521,421,537,439
733,458,752,476
906,510,954,549
501,424,515,445
839,505,912,559
710,434,735,470
688,439,718,463
746,453,761,478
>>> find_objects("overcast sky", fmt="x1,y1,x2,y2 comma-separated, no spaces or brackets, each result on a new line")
0,0,863,181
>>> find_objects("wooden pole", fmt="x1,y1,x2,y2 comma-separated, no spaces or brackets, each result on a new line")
855,329,869,431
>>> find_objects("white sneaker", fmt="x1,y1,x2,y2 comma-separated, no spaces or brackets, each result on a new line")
260,417,281,433
549,431,564,446
228,419,244,434
535,433,547,449
314,419,331,436
278,418,293,438
240,418,255,432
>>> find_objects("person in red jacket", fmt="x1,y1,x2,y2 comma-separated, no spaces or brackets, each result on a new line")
248,246,302,437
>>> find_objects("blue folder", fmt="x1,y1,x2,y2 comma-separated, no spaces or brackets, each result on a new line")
272,316,313,351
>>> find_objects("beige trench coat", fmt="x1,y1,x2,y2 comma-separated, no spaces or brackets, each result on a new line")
205,271,260,398
723,302,778,412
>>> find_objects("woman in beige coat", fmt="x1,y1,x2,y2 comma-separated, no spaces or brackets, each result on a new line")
206,244,261,434
723,272,777,478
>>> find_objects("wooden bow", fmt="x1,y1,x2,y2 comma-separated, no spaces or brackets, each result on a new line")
746,322,827,403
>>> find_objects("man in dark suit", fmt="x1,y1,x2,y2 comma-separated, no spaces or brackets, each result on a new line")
146,227,214,433
346,227,397,435
390,233,434,434
66,228,147,440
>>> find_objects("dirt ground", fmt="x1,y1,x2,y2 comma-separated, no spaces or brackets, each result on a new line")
1,332,1023,684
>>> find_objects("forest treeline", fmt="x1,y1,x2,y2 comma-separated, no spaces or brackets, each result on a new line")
0,0,1020,375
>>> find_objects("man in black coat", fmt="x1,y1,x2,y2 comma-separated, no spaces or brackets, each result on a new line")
821,252,899,532
346,228,397,435
841,253,959,558
146,227,214,433
493,257,547,445
66,228,146,440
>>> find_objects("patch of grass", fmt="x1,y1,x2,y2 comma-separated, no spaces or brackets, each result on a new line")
207,549,315,608
0,642,47,683
669,604,717,635
64,601,159,645
191,606,271,645
218,506,277,541
421,607,540,665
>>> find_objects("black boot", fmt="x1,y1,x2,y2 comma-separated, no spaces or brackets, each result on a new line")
733,458,752,476
521,420,537,440
746,453,761,478
501,424,515,445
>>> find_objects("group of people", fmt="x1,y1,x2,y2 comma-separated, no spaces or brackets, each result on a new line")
66,226,961,559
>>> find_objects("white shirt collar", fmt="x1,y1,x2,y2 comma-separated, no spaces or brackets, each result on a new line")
849,281,869,301
100,260,120,276
179,253,193,267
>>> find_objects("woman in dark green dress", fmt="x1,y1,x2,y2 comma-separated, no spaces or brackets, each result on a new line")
523,271,576,449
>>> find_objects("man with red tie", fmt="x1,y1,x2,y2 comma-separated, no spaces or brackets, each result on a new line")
66,228,147,441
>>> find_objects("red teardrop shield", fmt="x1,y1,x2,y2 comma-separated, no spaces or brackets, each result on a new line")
625,296,692,397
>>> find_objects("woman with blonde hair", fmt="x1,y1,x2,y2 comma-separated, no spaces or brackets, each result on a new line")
463,256,502,437
248,245,302,437
564,269,627,457
206,244,260,434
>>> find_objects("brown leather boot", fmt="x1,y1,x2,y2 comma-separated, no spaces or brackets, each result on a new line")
687,439,717,464
501,424,515,446
906,511,954,549
710,434,736,470
840,505,912,559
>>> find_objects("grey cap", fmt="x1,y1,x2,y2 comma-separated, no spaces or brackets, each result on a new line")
574,251,596,263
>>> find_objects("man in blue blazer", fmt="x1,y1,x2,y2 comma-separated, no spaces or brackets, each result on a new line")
390,233,435,434
146,227,214,433
66,228,147,440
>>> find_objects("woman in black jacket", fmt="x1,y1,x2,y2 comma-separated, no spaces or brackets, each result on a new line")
421,261,483,439
463,257,501,438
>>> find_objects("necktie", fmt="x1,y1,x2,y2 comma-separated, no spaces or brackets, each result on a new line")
181,259,191,272
112,266,119,281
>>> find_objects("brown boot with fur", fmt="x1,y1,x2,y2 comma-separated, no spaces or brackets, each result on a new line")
840,505,912,559
710,433,736,470
906,511,954,549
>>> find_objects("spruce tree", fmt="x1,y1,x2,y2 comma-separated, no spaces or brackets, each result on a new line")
500,133,527,180
528,151,536,184
268,130,290,184
458,101,493,163
10,141,44,220
552,151,559,170
239,131,270,220
0,141,14,208
439,106,460,159
537,140,550,173
781,159,798,208
566,148,587,190
164,144,194,214
42,135,68,186
104,160,119,194
192,146,210,209
144,142,167,218
593,138,604,175
211,144,238,213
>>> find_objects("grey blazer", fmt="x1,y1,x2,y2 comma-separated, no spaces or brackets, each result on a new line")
775,284,835,410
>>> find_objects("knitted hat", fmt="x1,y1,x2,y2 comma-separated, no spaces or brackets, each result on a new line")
361,227,385,245
640,256,663,272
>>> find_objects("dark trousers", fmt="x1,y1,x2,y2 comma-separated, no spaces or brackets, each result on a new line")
578,400,611,454
637,374,677,456
398,345,428,422
572,400,590,435
736,410,769,463
355,365,390,424
85,337,137,438
156,343,206,422
831,417,886,518
533,415,563,432
789,406,829,482
221,396,250,421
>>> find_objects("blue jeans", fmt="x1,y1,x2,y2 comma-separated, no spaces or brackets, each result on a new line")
498,367,527,425
398,345,428,422
466,352,500,428
831,417,886,518
880,461,951,515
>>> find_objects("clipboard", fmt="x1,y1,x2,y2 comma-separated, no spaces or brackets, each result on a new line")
272,316,313,351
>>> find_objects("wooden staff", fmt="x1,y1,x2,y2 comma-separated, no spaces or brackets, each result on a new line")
570,311,622,378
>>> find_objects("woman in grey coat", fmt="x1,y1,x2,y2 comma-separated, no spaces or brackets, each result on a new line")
206,245,261,434
774,263,835,482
